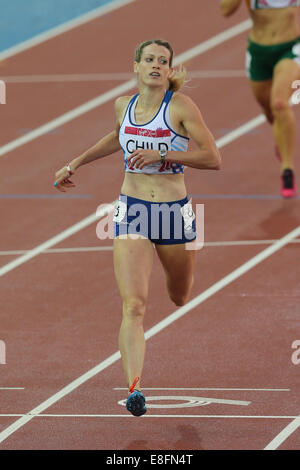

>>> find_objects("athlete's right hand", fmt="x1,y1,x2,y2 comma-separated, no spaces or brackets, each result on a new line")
53,164,76,192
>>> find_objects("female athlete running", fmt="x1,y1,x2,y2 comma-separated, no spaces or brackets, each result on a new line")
54,39,221,416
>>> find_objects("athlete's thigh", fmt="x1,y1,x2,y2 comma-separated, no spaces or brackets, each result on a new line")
113,236,154,301
250,78,273,109
271,58,300,102
155,243,196,289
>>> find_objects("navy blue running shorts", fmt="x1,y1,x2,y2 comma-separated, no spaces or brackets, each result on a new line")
113,194,196,245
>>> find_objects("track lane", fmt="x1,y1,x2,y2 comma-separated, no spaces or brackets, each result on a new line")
0,241,299,449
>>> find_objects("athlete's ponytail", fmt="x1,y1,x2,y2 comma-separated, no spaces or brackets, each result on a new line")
168,63,187,92
134,39,187,92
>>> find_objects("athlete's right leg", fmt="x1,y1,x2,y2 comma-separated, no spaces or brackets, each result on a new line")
250,79,274,124
113,236,154,391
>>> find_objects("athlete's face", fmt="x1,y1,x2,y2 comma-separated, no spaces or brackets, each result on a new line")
134,44,174,87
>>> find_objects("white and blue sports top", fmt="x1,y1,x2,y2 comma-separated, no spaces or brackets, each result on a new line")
119,90,189,174
247,0,299,9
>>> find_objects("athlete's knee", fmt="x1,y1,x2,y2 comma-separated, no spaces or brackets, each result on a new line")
271,96,290,114
122,296,146,319
169,277,194,306
170,294,188,307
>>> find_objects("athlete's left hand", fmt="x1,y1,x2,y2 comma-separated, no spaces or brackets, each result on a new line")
127,150,160,170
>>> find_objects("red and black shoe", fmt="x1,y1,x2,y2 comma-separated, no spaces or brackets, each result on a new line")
281,168,297,198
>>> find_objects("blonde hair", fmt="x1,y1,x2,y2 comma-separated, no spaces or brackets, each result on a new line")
134,39,186,92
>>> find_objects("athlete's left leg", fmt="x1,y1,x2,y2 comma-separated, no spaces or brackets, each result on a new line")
270,58,300,172
155,243,196,307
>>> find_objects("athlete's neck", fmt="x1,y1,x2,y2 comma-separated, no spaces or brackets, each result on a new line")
136,86,166,111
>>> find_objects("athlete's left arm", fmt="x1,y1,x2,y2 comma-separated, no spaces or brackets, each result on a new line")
166,94,221,170
127,95,221,171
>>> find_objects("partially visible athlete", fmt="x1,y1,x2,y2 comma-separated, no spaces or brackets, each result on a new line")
54,39,221,416
220,0,300,197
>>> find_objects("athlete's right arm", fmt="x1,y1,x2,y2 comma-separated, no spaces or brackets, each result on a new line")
53,97,129,190
220,0,243,16
70,98,124,171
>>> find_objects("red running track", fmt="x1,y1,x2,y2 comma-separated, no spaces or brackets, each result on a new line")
0,0,299,450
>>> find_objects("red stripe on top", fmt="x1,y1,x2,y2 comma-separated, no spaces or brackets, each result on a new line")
125,126,171,138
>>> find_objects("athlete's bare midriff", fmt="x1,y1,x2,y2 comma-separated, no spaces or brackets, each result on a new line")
118,90,190,202
120,172,187,202
249,7,300,44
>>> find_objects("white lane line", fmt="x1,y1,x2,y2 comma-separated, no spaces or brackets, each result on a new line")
190,69,246,78
0,0,136,61
0,247,114,256
1,70,246,83
216,114,266,148
0,203,116,277
175,19,251,65
1,239,300,256
0,388,24,390
1,73,134,83
0,414,297,419
0,225,299,443
0,80,136,157
203,240,300,247
113,388,291,391
0,19,252,158
264,415,300,450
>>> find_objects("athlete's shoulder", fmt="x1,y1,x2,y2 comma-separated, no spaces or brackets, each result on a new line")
115,95,134,112
114,95,136,123
170,91,201,116
171,91,195,106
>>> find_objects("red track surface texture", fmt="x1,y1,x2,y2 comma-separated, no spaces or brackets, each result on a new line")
0,0,299,451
